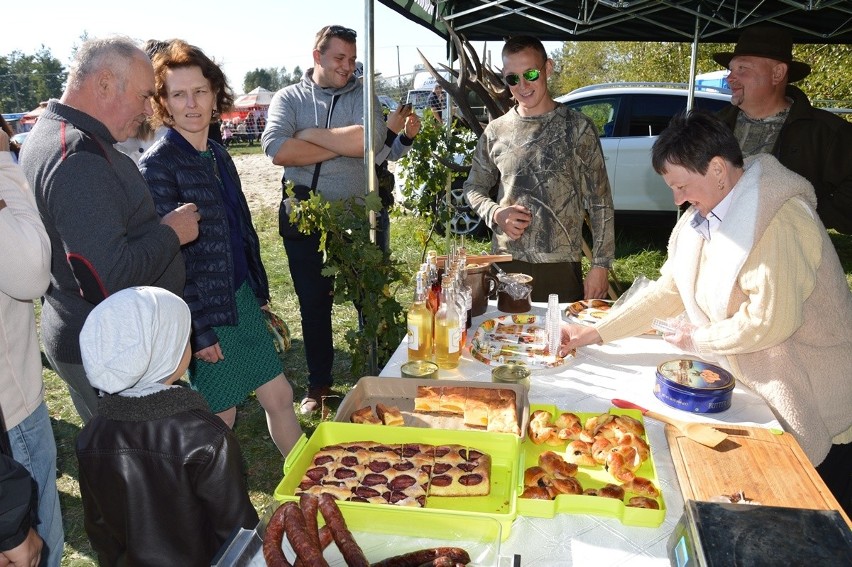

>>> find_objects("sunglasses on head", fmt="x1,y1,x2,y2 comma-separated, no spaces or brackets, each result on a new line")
503,68,542,86
318,25,357,42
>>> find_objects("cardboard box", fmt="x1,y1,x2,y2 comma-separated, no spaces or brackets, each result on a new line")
335,376,530,439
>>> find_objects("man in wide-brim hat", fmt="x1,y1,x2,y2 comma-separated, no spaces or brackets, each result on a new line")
715,26,852,234
713,25,811,84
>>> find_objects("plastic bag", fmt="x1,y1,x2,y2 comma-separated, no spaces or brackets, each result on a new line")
612,275,656,310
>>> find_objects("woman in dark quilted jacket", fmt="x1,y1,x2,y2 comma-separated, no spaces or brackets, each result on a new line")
139,40,301,457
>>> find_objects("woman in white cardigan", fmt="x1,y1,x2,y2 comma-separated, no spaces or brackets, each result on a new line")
559,110,852,514
0,129,63,564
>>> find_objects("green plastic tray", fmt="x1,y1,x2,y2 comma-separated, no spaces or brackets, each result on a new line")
274,421,520,539
516,404,666,527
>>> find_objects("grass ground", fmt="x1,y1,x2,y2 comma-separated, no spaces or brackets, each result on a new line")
45,185,850,565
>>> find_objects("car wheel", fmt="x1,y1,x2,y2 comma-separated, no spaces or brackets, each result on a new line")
432,177,491,238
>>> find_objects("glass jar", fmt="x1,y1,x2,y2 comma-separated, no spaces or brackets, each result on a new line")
491,363,531,388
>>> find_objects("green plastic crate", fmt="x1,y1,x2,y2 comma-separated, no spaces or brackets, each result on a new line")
516,404,666,527
274,421,520,539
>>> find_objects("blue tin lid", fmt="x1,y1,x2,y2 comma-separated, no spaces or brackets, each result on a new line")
656,359,735,393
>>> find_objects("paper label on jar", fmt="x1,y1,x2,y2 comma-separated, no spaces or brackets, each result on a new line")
448,326,461,353
407,324,419,350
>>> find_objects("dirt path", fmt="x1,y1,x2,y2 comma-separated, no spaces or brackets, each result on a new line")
232,153,282,212
233,152,402,214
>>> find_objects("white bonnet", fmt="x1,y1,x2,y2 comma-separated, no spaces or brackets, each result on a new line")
80,286,191,394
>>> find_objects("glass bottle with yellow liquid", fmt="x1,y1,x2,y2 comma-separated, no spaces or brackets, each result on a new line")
425,251,441,313
434,277,461,369
407,271,433,361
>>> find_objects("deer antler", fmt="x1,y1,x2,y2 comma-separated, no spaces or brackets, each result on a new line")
415,17,513,137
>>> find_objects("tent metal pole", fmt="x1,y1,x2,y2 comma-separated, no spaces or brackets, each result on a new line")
679,6,702,224
444,34,457,250
687,6,700,112
365,0,379,376
365,0,377,216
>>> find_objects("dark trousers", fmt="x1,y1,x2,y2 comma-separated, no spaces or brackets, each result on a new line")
816,442,852,516
283,233,334,391
376,208,390,254
501,260,584,302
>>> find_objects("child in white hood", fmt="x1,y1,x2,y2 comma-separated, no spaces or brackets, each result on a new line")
75,286,258,567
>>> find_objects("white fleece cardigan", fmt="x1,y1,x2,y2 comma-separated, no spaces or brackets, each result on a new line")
0,151,51,429
596,154,852,465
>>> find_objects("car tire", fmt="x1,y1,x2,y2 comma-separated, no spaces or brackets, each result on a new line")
431,175,491,238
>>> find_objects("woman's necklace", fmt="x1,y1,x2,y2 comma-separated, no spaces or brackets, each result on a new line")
200,145,223,183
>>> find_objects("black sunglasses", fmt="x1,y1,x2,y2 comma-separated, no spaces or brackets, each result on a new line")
503,67,543,86
319,25,357,41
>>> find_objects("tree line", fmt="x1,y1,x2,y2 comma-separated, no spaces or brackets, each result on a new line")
0,48,66,113
548,41,852,107
3,41,850,116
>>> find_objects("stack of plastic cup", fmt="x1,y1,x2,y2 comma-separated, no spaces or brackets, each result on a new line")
547,293,561,357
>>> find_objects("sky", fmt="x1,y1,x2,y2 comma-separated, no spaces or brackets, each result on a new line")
0,0,551,95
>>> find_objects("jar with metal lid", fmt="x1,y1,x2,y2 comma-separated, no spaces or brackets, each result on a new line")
401,360,439,379
492,363,531,388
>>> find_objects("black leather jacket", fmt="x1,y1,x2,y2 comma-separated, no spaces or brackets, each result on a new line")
139,130,271,351
75,388,259,566
717,85,852,234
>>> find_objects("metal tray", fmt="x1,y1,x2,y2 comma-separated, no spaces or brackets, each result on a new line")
250,500,503,566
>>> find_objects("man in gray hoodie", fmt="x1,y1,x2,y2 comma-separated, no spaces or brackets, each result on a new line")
261,25,387,414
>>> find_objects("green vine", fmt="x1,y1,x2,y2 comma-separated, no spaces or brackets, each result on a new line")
397,112,479,231
283,184,407,375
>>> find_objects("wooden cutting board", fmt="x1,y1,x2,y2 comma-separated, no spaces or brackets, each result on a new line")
665,424,851,527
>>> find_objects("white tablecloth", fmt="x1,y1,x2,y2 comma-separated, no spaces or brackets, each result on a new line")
379,302,783,566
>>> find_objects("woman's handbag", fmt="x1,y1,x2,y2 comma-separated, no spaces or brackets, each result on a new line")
262,309,291,359
278,95,339,240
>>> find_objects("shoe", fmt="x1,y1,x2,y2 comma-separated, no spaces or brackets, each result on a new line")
299,387,331,415
299,396,319,415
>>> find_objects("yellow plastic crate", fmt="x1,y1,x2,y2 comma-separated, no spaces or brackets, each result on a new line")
516,404,666,527
274,421,520,539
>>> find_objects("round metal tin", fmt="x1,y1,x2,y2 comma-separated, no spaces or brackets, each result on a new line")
654,359,735,413
491,363,531,388
401,360,439,379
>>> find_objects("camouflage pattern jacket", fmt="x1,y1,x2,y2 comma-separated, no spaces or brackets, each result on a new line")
464,104,615,267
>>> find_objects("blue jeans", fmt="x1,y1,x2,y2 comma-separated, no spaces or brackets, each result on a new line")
283,232,334,391
42,350,97,424
8,402,64,567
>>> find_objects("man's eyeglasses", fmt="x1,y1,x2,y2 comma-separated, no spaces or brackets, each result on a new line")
503,67,543,86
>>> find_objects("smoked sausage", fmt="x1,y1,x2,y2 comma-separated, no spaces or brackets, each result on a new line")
262,503,292,567
300,494,323,552
318,493,369,567
371,547,471,567
284,501,329,566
